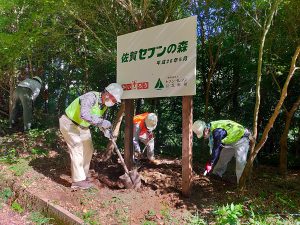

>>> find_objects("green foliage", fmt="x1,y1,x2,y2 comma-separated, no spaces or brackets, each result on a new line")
186,211,207,225
11,201,24,213
28,211,53,225
0,0,299,163
248,208,300,225
81,210,100,225
0,148,18,164
0,187,13,203
159,204,180,224
214,203,244,225
43,129,58,147
160,205,171,222
113,207,129,225
30,148,48,157
142,221,157,225
27,129,44,139
142,209,157,223
9,158,30,176
274,192,297,210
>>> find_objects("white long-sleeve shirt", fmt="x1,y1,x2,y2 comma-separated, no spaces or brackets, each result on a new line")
18,78,42,101
79,92,106,126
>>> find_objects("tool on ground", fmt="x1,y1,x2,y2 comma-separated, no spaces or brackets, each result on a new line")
203,162,212,176
102,128,141,189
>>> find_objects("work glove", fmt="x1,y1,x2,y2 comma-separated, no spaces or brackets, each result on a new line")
102,129,112,139
203,162,212,176
100,120,111,129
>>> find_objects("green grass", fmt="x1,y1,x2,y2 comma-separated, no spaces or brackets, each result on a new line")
0,148,18,164
9,158,30,176
11,201,24,213
28,211,54,225
0,187,13,203
81,210,101,225
186,212,207,225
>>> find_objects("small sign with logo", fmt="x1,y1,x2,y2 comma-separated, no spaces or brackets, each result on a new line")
117,16,196,99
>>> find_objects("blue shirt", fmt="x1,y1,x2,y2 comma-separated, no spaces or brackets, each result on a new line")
211,128,227,165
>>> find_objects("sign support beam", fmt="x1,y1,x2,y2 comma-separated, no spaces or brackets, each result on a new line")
182,96,193,197
124,99,134,170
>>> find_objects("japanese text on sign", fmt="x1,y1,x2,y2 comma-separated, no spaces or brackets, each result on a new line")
121,41,189,63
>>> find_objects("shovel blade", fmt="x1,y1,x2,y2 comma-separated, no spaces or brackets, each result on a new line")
119,169,141,189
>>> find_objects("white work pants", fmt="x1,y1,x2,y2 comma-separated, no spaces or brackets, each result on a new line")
212,137,249,183
59,115,94,182
140,138,155,160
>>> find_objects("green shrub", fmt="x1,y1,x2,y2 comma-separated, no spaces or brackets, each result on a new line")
214,203,244,225
30,148,49,157
0,187,13,203
187,211,207,225
28,211,53,225
0,148,18,164
11,201,24,213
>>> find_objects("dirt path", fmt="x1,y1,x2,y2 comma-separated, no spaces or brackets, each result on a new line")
1,130,300,224
0,203,30,225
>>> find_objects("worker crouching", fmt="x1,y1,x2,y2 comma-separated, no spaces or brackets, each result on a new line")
133,113,159,165
192,120,251,184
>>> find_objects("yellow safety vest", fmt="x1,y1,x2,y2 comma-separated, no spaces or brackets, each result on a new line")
210,120,245,144
65,92,107,127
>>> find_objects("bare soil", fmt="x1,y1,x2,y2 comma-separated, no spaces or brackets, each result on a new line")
0,203,30,225
1,130,300,224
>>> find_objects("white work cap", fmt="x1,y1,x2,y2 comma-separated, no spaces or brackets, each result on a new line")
145,113,158,131
192,120,207,138
33,76,42,84
105,83,123,103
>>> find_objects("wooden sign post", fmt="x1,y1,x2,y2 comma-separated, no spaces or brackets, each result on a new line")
182,96,193,197
124,99,134,170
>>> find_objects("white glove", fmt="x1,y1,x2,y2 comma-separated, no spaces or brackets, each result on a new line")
100,120,111,129
103,129,111,139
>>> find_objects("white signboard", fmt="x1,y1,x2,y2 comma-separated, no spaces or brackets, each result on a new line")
117,16,197,99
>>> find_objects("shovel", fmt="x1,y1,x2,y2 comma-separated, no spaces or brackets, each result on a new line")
104,129,141,189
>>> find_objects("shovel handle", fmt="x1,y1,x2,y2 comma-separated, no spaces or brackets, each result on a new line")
141,138,154,154
110,138,130,174
103,128,131,173
101,128,138,185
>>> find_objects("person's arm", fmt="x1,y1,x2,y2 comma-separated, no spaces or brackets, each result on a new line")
210,128,227,166
79,92,105,126
133,124,141,153
31,87,41,101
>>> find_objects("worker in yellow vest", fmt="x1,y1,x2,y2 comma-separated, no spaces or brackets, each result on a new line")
133,113,159,164
59,83,123,189
192,120,251,184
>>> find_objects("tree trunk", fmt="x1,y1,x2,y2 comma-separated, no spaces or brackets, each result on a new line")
296,127,300,159
279,96,300,176
100,102,125,161
9,67,18,117
240,0,282,186
239,45,300,189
